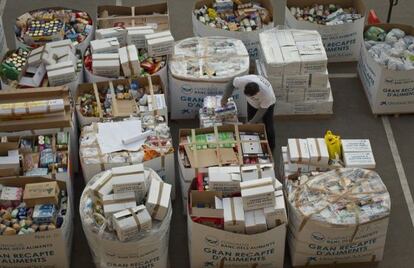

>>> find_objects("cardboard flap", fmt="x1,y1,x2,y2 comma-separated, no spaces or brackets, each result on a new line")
0,176,67,190
0,87,72,132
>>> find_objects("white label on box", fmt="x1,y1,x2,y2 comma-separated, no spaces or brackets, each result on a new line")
241,178,275,211
283,74,310,88
341,139,372,153
343,152,376,169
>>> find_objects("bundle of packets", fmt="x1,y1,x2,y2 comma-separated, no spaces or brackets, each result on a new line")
81,164,172,241
15,8,93,47
285,168,390,226
364,26,414,70
199,96,238,128
0,48,30,82
12,132,70,177
189,165,287,234
79,120,173,166
289,4,362,25
170,37,249,81
0,181,67,235
281,134,376,182
194,0,272,32
79,80,166,118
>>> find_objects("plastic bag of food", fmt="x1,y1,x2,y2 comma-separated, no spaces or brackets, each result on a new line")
385,28,406,45
364,26,386,42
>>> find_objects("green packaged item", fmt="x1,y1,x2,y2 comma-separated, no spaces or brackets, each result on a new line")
364,26,386,42
188,132,235,150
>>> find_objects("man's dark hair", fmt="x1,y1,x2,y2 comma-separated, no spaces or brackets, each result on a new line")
244,82,260,96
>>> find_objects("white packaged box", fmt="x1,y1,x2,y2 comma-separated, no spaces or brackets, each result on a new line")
96,27,128,46
240,177,275,211
208,166,241,194
288,138,310,164
275,30,295,47
274,89,288,102
283,74,310,88
112,165,147,203
341,139,372,153
27,46,45,67
280,46,301,75
18,64,46,87
92,53,120,78
263,190,287,229
147,35,174,57
223,197,245,234
126,27,155,48
282,146,309,173
241,164,275,182
259,33,285,76
119,45,141,77
307,138,329,166
146,179,172,221
102,192,137,217
46,61,76,86
309,70,329,88
343,152,376,169
245,209,267,234
297,40,328,74
89,170,113,198
304,88,331,102
91,38,120,54
287,88,306,103
113,205,152,242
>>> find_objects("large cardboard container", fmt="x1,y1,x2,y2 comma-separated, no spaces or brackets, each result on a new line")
285,0,366,62
192,0,274,60
0,87,75,197
286,168,390,266
97,3,170,31
14,7,94,55
0,177,73,268
357,24,414,115
79,167,171,268
178,124,274,213
187,179,286,268
76,75,168,128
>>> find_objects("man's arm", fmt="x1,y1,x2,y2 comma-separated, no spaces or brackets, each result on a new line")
249,108,267,123
221,81,234,106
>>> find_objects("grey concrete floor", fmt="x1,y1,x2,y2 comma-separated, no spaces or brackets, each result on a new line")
2,0,414,267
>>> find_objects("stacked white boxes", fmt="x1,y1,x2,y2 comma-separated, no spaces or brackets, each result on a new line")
258,29,333,116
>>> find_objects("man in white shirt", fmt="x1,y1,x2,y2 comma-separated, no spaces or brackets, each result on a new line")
222,74,276,150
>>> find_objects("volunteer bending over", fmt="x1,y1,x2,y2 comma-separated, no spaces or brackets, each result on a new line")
222,74,276,150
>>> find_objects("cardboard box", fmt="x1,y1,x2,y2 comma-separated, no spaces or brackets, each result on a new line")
113,205,152,242
358,24,414,114
0,186,23,207
18,64,46,88
307,138,329,166
287,88,306,103
193,0,274,60
341,139,372,153
274,179,283,191
0,149,20,176
288,138,310,164
281,46,302,75
103,192,137,217
92,53,120,77
223,197,245,233
91,38,120,54
263,190,287,229
97,3,170,31
304,88,331,102
309,70,329,88
96,27,128,46
240,177,275,211
32,203,57,224
282,146,310,173
145,31,174,57
27,46,46,67
189,190,223,218
208,166,241,194
23,181,60,207
283,73,310,88
119,45,141,77
241,163,275,181
343,151,376,169
275,90,334,115
285,0,366,62
127,26,155,48
297,39,328,74
245,209,267,234
112,164,147,202
46,61,76,86
146,179,171,220
89,170,113,199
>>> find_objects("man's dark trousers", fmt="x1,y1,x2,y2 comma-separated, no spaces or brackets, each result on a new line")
247,103,275,150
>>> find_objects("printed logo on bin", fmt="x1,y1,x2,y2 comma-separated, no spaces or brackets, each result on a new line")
205,235,219,247
311,232,325,242
181,85,193,95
